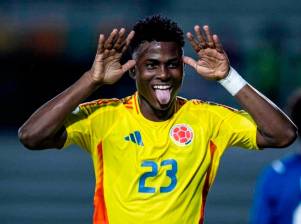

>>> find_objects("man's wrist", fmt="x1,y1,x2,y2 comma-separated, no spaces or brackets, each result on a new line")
218,67,247,96
84,70,104,89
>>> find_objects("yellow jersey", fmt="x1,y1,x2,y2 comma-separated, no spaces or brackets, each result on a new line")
63,92,258,224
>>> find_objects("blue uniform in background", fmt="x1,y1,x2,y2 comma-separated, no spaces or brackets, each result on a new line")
251,154,301,224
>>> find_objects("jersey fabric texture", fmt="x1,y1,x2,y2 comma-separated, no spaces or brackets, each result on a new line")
63,92,259,224
251,154,301,224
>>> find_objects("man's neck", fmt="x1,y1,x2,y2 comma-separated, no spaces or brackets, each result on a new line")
138,96,176,122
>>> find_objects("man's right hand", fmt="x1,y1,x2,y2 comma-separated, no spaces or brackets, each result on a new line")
18,28,136,150
88,28,136,85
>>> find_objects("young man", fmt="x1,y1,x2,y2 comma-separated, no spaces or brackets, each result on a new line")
18,15,297,224
250,89,301,224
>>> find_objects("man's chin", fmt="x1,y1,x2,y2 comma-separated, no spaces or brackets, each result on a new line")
155,99,174,111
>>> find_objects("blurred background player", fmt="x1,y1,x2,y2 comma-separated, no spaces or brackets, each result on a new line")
250,89,301,224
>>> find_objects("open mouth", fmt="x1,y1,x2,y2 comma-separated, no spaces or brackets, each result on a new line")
152,84,172,105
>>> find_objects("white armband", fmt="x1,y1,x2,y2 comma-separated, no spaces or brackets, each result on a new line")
218,67,247,96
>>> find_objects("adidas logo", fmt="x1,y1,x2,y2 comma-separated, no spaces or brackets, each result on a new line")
124,131,144,146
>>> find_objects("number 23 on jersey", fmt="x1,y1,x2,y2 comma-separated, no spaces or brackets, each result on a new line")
138,159,178,193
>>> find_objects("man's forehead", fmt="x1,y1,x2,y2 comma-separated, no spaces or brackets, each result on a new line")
133,41,182,59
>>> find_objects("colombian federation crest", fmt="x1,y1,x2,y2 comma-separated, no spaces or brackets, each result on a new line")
170,124,194,146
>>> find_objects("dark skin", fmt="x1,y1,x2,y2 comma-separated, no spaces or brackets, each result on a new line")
18,25,297,150
132,41,184,121
184,25,297,148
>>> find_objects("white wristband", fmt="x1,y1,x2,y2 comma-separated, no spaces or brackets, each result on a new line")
218,67,247,96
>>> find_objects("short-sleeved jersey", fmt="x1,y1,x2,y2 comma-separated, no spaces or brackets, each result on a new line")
63,92,258,224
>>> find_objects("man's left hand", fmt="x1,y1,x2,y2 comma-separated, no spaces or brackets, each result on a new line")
184,25,230,80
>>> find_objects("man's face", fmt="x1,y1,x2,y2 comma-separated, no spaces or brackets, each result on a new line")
133,41,184,113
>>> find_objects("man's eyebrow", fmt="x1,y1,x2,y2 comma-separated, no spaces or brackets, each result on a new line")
145,59,159,63
146,58,158,61
167,58,181,62
145,57,181,63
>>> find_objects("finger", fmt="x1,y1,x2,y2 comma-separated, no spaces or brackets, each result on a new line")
213,34,224,53
102,49,110,59
194,25,206,48
121,30,135,53
104,29,118,49
186,32,201,52
97,34,105,54
114,28,127,51
182,56,198,70
203,25,215,48
94,52,104,64
108,48,117,57
121,59,136,73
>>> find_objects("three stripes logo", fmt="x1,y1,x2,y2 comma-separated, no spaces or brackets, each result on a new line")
124,131,144,146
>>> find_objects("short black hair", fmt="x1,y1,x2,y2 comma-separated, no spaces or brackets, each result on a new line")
129,15,184,54
287,89,301,137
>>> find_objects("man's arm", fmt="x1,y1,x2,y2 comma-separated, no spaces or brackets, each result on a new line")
18,28,136,150
183,25,297,148
235,84,296,148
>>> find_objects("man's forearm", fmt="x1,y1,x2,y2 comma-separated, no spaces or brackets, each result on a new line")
18,71,101,149
218,67,296,148
234,84,297,148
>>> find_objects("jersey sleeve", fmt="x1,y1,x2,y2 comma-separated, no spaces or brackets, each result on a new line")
63,105,92,152
221,110,258,149
210,104,259,151
62,99,122,153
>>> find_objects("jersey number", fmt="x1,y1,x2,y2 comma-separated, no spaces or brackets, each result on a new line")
138,159,178,193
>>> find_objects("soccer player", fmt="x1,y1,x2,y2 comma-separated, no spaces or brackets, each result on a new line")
250,89,301,224
18,15,297,224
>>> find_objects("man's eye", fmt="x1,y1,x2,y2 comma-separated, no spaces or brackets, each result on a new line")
146,64,157,69
168,62,179,68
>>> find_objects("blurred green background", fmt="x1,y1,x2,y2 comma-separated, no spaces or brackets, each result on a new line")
0,0,300,223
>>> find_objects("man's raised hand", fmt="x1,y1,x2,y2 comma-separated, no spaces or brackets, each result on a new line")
183,25,229,80
88,28,136,85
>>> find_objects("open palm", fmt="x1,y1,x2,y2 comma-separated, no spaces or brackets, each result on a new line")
89,28,136,85
184,25,229,80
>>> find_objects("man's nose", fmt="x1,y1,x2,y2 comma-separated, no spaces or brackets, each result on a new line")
158,65,170,79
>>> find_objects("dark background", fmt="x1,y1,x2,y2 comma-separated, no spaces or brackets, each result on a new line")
1,0,300,223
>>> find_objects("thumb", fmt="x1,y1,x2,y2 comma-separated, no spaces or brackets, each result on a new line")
122,60,136,73
183,56,198,70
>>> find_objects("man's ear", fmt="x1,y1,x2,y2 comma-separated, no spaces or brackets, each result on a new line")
129,68,136,80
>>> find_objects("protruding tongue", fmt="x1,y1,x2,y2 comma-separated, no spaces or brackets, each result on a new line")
155,89,171,105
